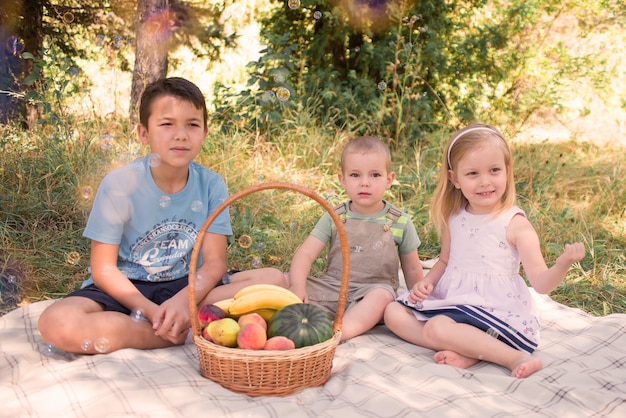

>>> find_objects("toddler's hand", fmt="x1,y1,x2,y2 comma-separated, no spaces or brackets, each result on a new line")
289,285,307,303
408,281,433,303
556,242,585,266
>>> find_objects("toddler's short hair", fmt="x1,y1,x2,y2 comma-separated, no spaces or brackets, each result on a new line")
341,136,392,173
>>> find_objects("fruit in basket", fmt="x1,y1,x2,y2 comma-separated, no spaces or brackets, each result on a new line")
201,327,212,342
264,336,296,351
250,308,276,322
198,304,226,328
207,318,240,347
228,284,302,317
238,312,267,331
212,298,235,313
267,303,334,348
237,323,267,350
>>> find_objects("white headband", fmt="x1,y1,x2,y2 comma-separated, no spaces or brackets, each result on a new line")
447,126,501,169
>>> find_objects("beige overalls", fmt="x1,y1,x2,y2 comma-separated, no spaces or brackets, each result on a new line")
306,203,402,316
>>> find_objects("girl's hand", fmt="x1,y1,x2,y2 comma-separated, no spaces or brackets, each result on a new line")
556,242,585,267
408,281,433,303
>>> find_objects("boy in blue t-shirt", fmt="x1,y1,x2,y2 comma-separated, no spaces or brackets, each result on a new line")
38,77,285,354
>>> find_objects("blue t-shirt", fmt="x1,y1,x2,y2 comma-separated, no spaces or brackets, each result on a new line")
81,156,232,285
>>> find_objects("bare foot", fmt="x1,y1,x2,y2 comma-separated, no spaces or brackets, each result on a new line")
511,356,543,378
434,350,479,369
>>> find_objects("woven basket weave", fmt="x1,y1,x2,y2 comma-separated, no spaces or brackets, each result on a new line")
188,182,350,397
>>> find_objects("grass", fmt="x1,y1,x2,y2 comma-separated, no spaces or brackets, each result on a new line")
1,115,625,317
1,2,625,317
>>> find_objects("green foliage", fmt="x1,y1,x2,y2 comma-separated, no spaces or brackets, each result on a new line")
214,0,615,150
1,0,625,321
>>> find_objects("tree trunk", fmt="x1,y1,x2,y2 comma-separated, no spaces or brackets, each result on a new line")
0,0,43,127
129,0,169,124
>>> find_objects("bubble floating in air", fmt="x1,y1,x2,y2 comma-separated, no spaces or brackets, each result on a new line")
130,308,145,321
378,81,387,91
66,251,81,265
94,337,110,353
251,256,263,268
80,339,92,352
149,153,161,167
275,87,291,102
288,0,300,10
63,12,75,23
6,36,25,55
159,196,171,208
190,200,203,212
261,90,276,103
81,186,92,199
99,133,113,151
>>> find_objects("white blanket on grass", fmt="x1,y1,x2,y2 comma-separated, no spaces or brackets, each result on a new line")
1,290,626,417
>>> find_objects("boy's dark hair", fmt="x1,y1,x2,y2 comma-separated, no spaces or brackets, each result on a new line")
138,77,208,129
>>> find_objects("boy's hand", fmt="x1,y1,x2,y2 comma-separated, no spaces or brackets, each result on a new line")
152,297,190,345
556,242,585,267
408,281,433,304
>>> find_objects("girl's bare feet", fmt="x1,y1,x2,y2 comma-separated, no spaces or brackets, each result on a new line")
511,356,543,378
434,350,479,368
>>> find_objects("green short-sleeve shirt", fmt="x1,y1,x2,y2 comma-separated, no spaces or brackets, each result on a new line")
310,200,421,255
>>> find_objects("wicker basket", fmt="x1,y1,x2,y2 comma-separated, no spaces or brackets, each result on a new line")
188,182,350,397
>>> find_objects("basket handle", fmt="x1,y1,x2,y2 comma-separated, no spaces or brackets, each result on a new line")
188,182,350,337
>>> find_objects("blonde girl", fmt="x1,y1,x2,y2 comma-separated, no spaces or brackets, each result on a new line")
384,123,585,378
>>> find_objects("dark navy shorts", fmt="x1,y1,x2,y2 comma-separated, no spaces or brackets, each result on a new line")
67,270,239,315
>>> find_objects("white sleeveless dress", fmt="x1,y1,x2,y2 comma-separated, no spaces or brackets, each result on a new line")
396,206,540,353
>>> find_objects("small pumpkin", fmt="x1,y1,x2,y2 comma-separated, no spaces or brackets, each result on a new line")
267,303,333,348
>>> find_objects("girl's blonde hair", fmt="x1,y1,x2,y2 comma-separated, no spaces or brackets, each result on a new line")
430,123,516,237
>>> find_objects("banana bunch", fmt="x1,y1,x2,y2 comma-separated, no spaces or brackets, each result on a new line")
214,284,302,322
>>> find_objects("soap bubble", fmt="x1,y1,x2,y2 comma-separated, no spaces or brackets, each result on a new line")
377,81,387,90
190,200,203,212
261,90,276,103
238,235,252,249
41,342,57,356
65,251,81,265
275,87,291,102
6,36,25,55
149,153,161,167
159,195,171,208
63,12,75,23
81,186,92,199
99,133,113,151
80,339,93,352
251,256,263,268
130,308,145,321
144,9,177,41
95,34,105,46
194,273,203,288
313,11,322,20
113,36,125,48
288,0,300,10
94,337,110,353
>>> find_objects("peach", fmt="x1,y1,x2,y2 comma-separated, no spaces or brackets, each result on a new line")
237,312,267,332
236,323,267,350
264,336,296,351
198,304,226,328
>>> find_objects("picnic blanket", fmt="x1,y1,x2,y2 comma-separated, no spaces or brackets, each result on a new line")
2,290,626,417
